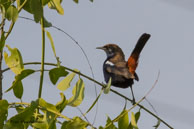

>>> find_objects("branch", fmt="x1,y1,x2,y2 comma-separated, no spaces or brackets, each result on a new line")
2,62,173,128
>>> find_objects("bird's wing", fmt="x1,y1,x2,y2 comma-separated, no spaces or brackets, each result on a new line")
105,61,135,79
127,33,151,74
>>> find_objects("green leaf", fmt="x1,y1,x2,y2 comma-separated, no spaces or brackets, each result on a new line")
38,98,58,113
30,0,43,22
19,0,33,14
56,93,68,113
15,105,25,113
61,117,88,129
32,112,48,129
33,98,60,129
118,110,129,129
48,120,56,129
0,100,9,129
99,126,103,129
34,114,55,128
49,67,69,85
129,112,138,129
5,5,18,22
90,0,93,2
85,89,103,114
105,116,117,129
5,69,35,93
134,111,140,123
68,78,85,107
153,119,161,129
4,45,24,75
104,77,112,94
48,0,64,15
42,0,51,6
43,17,52,27
46,31,56,57
32,121,48,129
128,111,141,129
37,98,63,129
0,0,11,10
4,100,38,129
57,71,76,91
46,31,61,67
15,69,35,81
73,0,78,3
13,80,23,99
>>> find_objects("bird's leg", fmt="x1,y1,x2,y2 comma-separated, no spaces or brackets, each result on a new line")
130,86,136,105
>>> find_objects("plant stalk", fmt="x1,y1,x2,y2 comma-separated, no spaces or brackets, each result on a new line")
38,8,45,99
0,52,2,100
0,17,5,100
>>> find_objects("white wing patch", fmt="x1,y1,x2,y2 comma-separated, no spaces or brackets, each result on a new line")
105,61,114,66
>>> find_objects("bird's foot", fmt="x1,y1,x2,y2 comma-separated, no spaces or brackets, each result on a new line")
132,99,136,105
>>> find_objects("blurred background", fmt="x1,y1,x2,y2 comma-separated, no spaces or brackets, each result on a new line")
3,0,194,128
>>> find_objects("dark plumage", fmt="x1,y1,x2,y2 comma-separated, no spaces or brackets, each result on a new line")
97,33,151,104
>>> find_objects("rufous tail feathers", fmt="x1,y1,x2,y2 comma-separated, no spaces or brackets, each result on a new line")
128,33,151,74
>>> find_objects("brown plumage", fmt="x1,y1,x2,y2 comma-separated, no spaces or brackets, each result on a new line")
97,33,151,104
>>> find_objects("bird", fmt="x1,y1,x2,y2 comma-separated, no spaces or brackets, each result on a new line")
96,33,151,104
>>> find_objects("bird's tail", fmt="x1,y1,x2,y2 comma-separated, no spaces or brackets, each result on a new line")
128,33,151,74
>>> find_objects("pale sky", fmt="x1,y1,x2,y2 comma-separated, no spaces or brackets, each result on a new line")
3,0,194,129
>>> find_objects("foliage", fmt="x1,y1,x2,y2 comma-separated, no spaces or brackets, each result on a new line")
0,0,172,129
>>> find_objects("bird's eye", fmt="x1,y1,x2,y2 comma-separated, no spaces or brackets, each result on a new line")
108,48,112,52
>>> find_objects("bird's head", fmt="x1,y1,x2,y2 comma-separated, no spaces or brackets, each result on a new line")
96,44,125,60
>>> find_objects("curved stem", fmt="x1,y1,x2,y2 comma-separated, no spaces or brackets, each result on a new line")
2,62,173,129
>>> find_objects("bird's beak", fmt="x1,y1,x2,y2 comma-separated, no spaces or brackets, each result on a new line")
96,46,105,50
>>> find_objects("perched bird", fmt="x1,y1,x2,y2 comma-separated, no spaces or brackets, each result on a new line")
97,33,151,104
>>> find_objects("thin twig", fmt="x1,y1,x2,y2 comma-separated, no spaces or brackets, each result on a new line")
145,98,158,116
